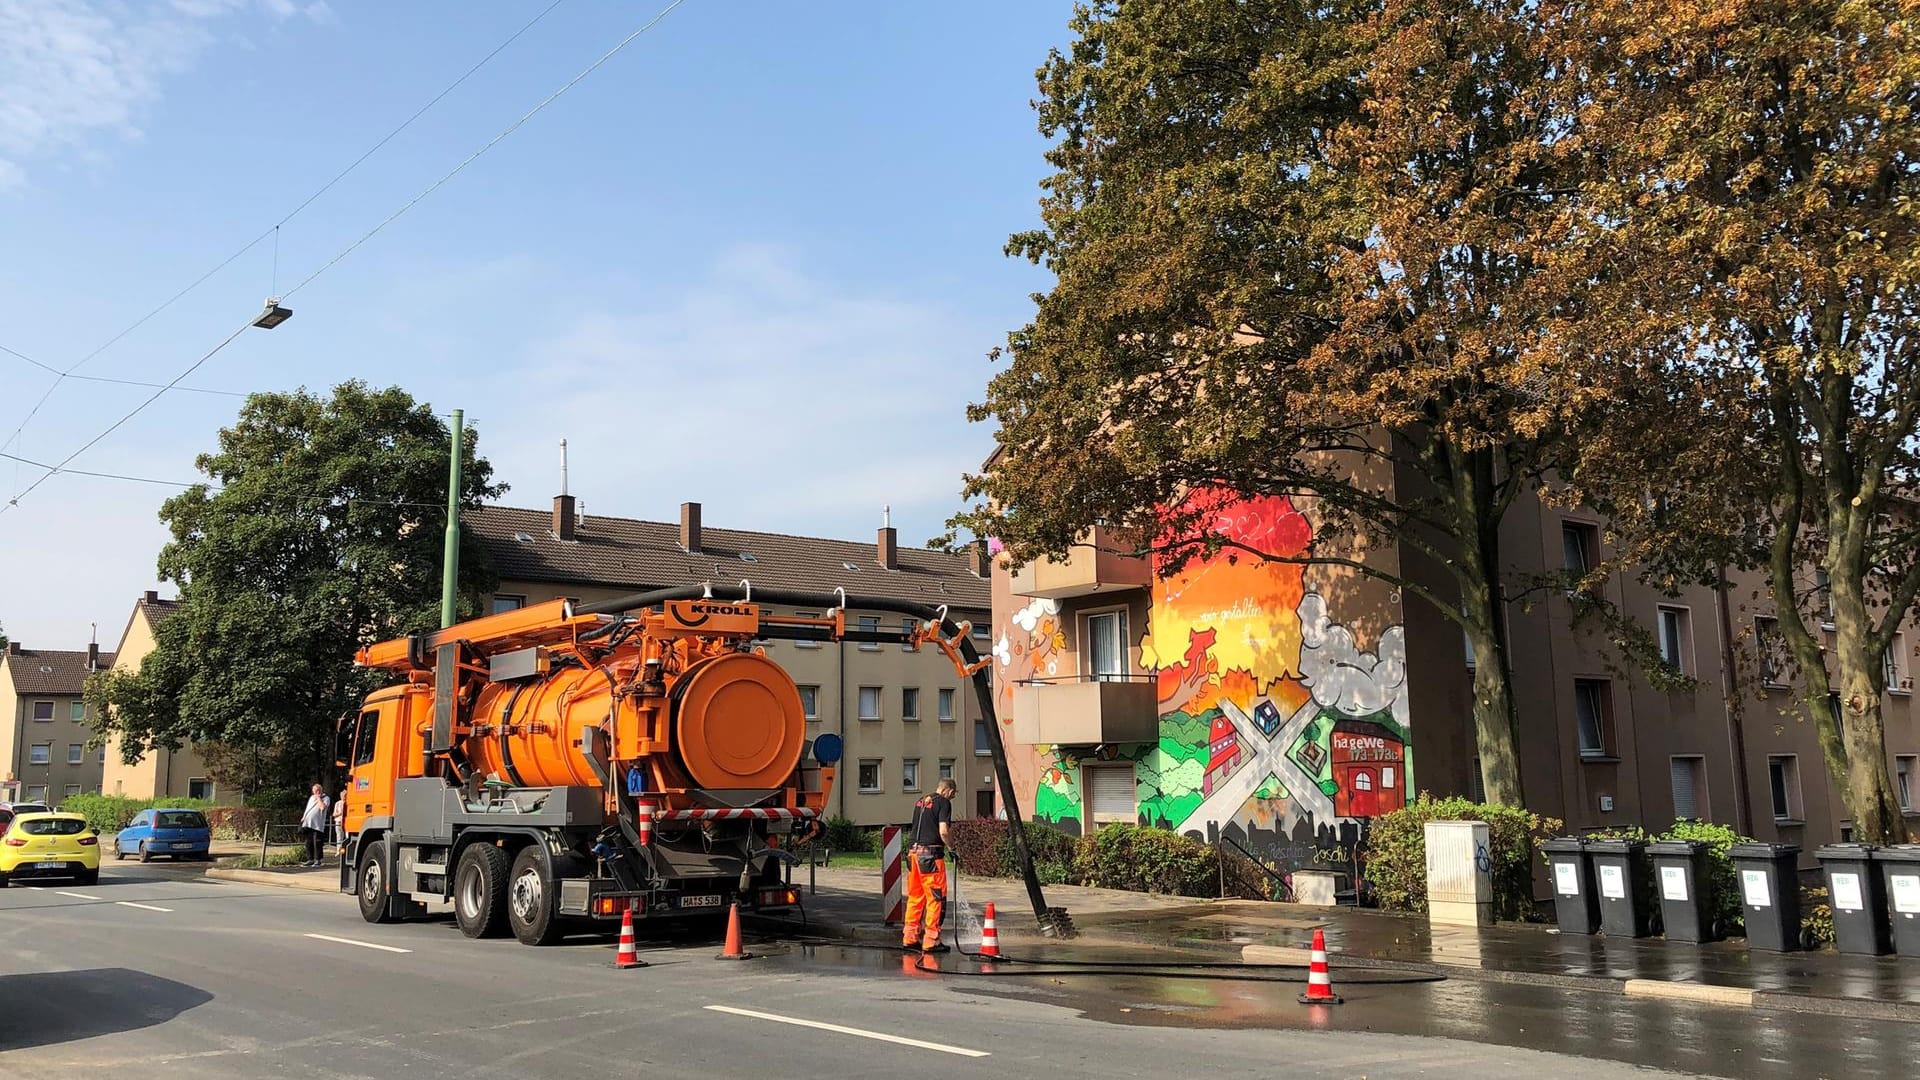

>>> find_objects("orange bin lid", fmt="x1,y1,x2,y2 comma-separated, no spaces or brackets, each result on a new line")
673,652,805,790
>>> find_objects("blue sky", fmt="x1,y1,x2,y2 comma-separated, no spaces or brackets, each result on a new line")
0,0,1073,647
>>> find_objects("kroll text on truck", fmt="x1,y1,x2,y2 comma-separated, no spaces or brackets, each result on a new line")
335,588,1024,945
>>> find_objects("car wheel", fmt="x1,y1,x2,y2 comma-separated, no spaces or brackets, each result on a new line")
114,842,127,861
506,846,563,946
357,837,401,924
453,843,511,939
138,842,152,864
0,871,9,889
77,869,98,887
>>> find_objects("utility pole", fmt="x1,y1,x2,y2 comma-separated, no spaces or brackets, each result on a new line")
439,409,463,629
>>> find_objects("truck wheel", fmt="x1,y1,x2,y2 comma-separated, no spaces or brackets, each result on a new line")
357,837,401,924
506,847,563,946
454,843,511,939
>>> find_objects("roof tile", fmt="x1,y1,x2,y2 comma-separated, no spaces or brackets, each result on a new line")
5,649,115,696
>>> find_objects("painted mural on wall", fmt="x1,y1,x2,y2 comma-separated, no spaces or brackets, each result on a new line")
993,488,1411,867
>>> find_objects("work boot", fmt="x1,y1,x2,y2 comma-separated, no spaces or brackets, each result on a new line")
920,942,951,955
900,939,920,952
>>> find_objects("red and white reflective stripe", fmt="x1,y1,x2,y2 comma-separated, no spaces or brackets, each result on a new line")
881,825,904,925
652,808,819,822
636,801,655,846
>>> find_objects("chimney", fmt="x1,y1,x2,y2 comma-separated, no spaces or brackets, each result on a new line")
878,505,898,570
88,642,100,671
144,590,158,604
680,502,702,553
6,641,19,656
553,495,577,541
968,538,990,578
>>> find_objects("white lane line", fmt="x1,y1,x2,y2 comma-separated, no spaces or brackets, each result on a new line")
55,891,103,901
115,901,173,912
703,1005,990,1058
303,932,412,954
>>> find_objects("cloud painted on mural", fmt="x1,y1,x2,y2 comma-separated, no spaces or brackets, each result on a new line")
1297,592,1409,728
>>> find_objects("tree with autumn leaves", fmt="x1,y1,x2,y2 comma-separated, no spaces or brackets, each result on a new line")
964,0,1920,840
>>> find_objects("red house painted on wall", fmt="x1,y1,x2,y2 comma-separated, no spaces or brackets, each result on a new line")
1330,719,1406,818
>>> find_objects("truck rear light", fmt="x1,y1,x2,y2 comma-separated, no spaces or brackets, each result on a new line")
758,887,799,908
594,895,644,916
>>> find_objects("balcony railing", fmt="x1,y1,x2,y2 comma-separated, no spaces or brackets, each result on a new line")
1011,673,1158,746
1008,526,1151,599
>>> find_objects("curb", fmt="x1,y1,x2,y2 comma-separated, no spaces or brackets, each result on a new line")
204,867,342,892
1624,979,1754,1006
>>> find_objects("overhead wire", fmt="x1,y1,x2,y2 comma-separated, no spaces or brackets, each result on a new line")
0,450,459,512
0,0,576,457
2,0,689,517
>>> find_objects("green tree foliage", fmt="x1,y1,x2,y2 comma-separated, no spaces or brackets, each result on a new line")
956,0,1587,807
85,383,501,794
1365,795,1561,919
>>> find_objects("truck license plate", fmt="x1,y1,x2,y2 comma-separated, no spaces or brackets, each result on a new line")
679,894,721,908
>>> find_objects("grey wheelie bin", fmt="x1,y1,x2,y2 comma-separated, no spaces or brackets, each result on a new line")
1587,838,1655,938
1729,842,1801,952
1815,843,1891,955
1543,837,1600,935
1648,839,1718,942
1875,846,1920,957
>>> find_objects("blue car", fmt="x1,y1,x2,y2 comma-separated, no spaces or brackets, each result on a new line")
115,808,212,862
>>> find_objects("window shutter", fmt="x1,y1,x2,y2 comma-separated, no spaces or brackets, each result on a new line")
1671,759,1698,820
1085,766,1135,820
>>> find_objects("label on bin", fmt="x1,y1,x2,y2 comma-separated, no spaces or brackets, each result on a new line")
1892,874,1920,915
1598,864,1627,900
1660,865,1689,902
1741,869,1771,908
1831,872,1864,912
1554,861,1580,896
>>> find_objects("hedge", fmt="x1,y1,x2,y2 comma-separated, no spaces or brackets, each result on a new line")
946,819,1268,898
1366,794,1562,920
58,794,213,835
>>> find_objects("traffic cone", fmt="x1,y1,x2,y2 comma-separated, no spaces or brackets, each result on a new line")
1297,927,1342,1004
979,902,1001,958
614,902,646,969
717,901,755,961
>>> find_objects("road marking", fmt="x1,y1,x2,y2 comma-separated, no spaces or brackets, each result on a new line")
115,901,173,912
702,1005,990,1058
56,890,103,900
303,932,412,954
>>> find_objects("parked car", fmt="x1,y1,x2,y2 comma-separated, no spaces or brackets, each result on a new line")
0,812,100,886
0,803,52,836
115,808,212,862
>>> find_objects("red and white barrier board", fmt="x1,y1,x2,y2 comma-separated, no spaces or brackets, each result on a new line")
881,824,904,925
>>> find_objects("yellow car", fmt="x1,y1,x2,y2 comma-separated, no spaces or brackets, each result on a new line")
0,812,101,887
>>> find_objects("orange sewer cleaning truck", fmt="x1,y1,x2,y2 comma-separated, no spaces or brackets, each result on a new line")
335,585,1019,945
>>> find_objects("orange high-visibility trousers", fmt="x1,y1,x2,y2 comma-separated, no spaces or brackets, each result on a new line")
901,849,947,948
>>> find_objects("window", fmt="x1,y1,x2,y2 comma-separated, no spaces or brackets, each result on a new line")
1471,758,1487,803
901,618,919,652
1573,679,1612,757
1816,568,1834,625
1754,616,1788,686
491,594,525,614
1887,632,1910,693
938,688,956,722
69,701,85,722
1562,521,1597,579
1670,756,1706,820
857,686,882,721
1464,610,1476,670
1768,755,1800,821
974,720,992,756
31,701,53,722
796,612,822,648
25,785,47,802
939,758,955,782
62,784,79,799
976,790,996,817
1085,610,1128,682
352,709,380,767
972,624,991,642
797,684,820,721
903,758,920,791
188,778,215,801
1657,606,1691,674
97,746,105,764
858,615,881,651
66,744,83,765
1897,756,1915,812
28,744,50,765
902,687,921,721
857,759,882,793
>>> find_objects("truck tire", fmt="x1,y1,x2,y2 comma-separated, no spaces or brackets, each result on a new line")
506,846,563,946
454,843,511,939
357,837,401,924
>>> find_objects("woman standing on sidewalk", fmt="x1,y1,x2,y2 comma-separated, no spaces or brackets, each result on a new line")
300,784,329,867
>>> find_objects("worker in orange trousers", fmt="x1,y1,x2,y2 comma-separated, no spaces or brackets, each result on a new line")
901,778,955,953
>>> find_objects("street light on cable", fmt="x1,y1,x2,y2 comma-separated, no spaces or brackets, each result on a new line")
253,297,293,330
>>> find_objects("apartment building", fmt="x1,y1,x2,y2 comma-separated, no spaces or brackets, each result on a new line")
467,497,994,827
0,640,112,804
987,483,1920,875
99,591,222,802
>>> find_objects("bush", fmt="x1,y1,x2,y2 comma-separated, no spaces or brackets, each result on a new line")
206,806,270,841
790,816,876,857
58,794,212,834
1801,886,1835,946
1074,824,1221,896
1366,794,1562,920
1659,819,1751,932
947,818,1010,874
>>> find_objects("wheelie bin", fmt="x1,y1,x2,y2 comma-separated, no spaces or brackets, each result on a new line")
1648,839,1718,942
1542,837,1600,935
1729,842,1802,952
1587,838,1655,938
1815,844,1891,955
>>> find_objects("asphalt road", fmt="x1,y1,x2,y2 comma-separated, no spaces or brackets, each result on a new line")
0,861,1906,1079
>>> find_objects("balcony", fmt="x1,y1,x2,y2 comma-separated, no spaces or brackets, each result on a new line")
1008,527,1151,599
1011,675,1158,746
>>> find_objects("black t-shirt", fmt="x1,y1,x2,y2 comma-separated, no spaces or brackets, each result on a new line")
909,793,952,851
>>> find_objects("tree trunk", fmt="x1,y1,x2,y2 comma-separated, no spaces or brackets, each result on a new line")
1830,588,1909,844
1451,443,1526,807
